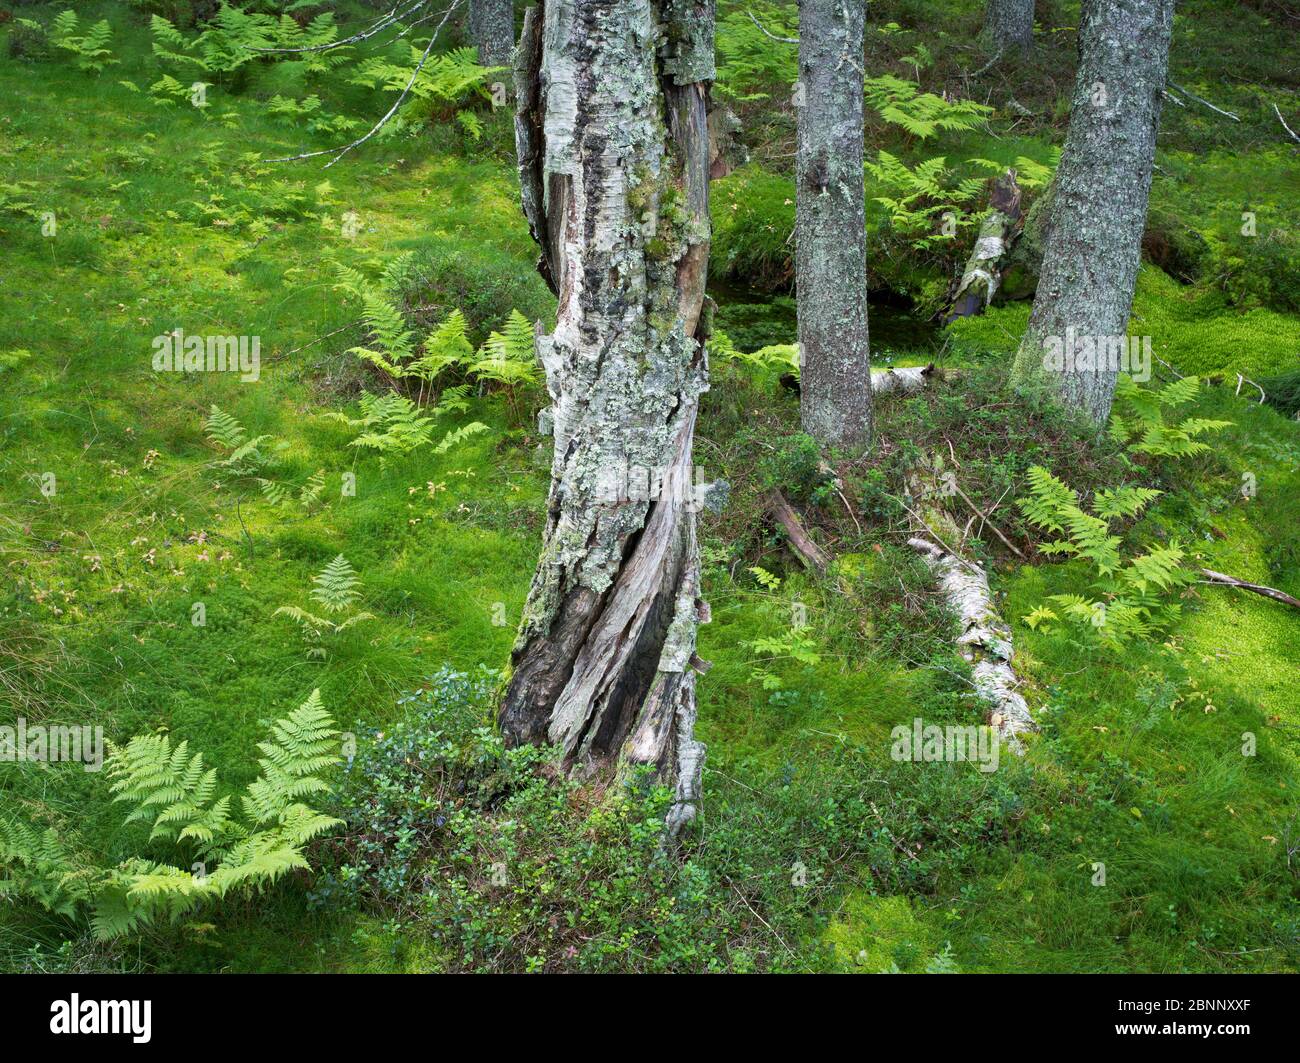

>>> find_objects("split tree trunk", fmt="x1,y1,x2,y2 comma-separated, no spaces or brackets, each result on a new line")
796,0,873,452
982,0,1035,52
470,0,515,68
501,1,715,836
1010,0,1174,424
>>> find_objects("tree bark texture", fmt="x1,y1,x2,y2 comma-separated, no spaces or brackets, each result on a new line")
982,0,1035,52
796,0,873,452
470,0,516,68
1011,0,1174,424
502,1,715,836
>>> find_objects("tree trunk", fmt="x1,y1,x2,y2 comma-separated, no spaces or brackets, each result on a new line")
795,0,873,452
1010,0,1174,424
470,0,515,68
502,1,715,836
982,0,1035,52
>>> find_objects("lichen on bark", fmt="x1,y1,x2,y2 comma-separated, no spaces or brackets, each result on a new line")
795,0,873,452
500,1,715,835
1011,0,1174,423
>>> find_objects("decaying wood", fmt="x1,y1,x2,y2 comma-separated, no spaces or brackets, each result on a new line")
766,490,830,573
707,105,747,180
1199,568,1300,611
905,467,1034,749
908,538,1035,748
500,0,717,837
870,363,936,395
945,170,1022,321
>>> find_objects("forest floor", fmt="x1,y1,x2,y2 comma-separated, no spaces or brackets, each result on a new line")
1,2,1298,973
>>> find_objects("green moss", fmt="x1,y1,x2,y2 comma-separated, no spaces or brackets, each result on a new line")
823,894,940,973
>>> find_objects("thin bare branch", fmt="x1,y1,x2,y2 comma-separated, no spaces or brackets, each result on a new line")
268,0,464,169
746,8,798,44
1273,102,1300,144
1167,81,1240,122
251,0,432,55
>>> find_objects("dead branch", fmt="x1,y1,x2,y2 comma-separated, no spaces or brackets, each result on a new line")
1199,569,1300,611
766,490,829,574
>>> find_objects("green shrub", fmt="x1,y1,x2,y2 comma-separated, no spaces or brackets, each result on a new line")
386,242,555,346
308,666,1029,972
757,432,835,504
7,18,52,60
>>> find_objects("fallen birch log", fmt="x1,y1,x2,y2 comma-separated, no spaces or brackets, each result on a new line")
909,537,1036,749
904,464,1034,749
944,170,1023,322
870,363,936,395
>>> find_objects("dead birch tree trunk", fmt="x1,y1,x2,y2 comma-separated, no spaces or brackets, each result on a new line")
501,1,715,835
946,170,1022,321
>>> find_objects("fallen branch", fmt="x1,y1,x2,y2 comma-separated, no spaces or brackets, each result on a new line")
1235,373,1267,404
1273,102,1300,144
1199,568,1300,611
765,490,829,574
1167,81,1240,122
909,538,1036,748
746,8,798,44
268,0,463,168
949,482,1026,560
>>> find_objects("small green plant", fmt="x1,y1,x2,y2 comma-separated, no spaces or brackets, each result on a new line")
326,389,488,459
151,6,348,84
347,44,494,127
0,693,342,940
205,404,322,508
1108,374,1233,457
50,11,118,74
1017,466,1194,645
205,404,277,476
274,555,375,657
863,74,992,140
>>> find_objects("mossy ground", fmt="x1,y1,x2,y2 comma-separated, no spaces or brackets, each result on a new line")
1,3,1297,973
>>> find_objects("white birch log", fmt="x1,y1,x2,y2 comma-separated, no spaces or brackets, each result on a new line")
907,539,1035,750
870,364,934,395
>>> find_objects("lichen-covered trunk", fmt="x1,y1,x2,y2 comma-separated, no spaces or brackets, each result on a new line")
795,0,873,452
982,0,1035,51
501,1,714,835
1010,0,1173,424
946,169,1022,321
469,0,515,68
